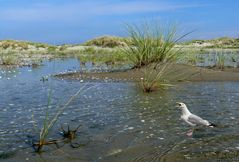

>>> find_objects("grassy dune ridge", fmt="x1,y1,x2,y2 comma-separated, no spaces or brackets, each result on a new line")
1,36,239,50
0,36,239,66
183,37,239,48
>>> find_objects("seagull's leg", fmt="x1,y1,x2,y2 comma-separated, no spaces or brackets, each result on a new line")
186,127,194,137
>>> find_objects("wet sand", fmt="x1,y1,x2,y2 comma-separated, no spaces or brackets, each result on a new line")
55,64,239,82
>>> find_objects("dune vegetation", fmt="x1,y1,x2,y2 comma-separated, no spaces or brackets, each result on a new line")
83,36,129,48
183,37,239,48
0,33,239,67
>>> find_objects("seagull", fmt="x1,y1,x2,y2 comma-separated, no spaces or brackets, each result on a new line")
176,102,216,136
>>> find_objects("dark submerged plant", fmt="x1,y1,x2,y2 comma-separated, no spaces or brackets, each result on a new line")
61,124,81,140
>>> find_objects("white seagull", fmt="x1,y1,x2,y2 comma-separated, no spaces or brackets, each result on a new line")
176,102,215,135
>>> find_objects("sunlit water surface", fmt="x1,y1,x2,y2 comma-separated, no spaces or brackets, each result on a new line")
0,58,239,162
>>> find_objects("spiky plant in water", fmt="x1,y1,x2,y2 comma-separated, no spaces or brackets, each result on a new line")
33,84,94,152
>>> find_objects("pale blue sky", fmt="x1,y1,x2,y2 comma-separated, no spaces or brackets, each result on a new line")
0,0,238,44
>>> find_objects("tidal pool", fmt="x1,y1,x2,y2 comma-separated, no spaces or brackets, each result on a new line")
0,58,239,162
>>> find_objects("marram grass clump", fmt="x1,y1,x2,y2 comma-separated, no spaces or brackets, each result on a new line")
123,21,191,92
83,36,128,48
123,22,189,68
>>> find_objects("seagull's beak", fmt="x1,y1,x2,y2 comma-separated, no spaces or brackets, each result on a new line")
175,102,181,108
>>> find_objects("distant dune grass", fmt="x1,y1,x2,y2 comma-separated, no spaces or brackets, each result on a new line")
184,37,239,48
0,40,52,50
83,36,129,48
1,36,239,51
0,35,239,66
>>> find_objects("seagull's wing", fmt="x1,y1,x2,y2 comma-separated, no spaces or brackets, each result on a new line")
188,114,210,126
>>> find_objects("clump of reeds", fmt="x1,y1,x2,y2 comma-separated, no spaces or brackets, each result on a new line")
140,63,173,92
215,50,225,70
123,21,189,68
0,52,19,65
123,21,190,92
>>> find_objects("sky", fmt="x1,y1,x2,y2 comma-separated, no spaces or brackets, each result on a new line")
0,0,238,44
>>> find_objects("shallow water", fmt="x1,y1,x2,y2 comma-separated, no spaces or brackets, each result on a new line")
196,52,239,67
179,50,239,67
1,59,239,162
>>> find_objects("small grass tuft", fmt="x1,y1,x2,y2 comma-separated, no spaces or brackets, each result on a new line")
215,50,225,70
140,63,173,92
33,83,95,152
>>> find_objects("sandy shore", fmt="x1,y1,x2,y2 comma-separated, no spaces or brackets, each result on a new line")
55,64,239,82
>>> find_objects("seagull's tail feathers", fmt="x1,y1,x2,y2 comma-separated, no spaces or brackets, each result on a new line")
208,123,216,128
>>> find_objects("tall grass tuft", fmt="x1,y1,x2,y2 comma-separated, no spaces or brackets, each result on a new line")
215,50,225,70
123,22,189,68
123,21,191,92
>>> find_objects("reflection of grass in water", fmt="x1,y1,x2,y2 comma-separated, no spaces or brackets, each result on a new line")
208,49,238,69
177,48,200,65
197,55,205,63
231,55,237,62
33,84,95,152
